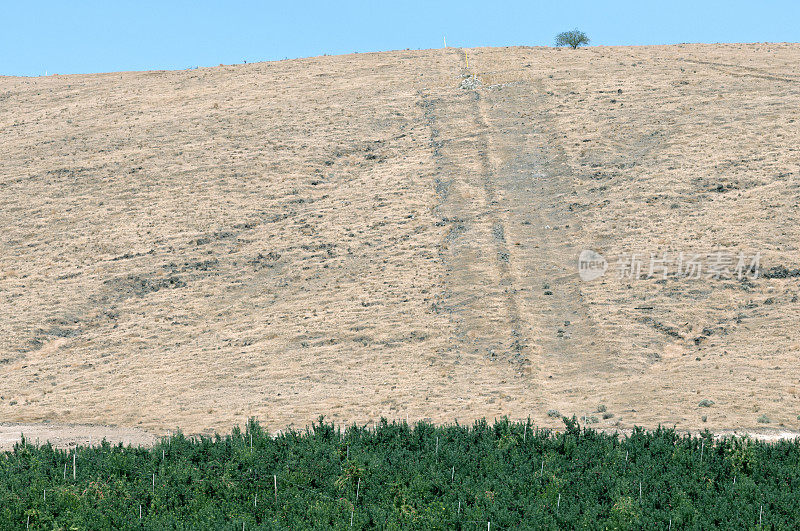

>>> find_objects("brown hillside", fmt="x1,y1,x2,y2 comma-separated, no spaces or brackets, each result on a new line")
1,44,799,438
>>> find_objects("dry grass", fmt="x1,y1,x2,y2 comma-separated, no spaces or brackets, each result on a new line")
1,43,798,437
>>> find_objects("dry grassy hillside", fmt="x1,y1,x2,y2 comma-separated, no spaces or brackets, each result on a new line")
1,44,799,438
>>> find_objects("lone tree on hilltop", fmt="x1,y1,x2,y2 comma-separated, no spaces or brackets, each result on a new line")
555,29,590,49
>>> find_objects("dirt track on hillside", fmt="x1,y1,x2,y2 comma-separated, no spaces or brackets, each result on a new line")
1,44,799,439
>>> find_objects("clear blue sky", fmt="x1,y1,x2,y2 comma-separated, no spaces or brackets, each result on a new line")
2,1,798,76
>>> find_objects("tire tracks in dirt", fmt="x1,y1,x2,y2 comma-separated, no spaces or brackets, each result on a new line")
420,50,530,380
420,49,617,414
476,72,619,408
681,58,800,84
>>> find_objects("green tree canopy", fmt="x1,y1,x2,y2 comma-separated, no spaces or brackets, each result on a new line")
555,29,590,49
